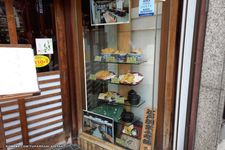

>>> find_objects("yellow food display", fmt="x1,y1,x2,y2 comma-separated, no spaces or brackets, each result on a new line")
95,70,111,80
101,48,116,54
120,73,135,84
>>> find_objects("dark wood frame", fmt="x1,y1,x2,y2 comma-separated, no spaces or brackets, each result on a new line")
67,0,184,149
186,0,208,149
156,0,183,149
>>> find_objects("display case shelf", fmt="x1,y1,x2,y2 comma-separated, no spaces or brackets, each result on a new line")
89,79,144,86
94,59,147,65
97,99,145,108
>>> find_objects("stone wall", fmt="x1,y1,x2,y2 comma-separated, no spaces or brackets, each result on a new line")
194,0,225,150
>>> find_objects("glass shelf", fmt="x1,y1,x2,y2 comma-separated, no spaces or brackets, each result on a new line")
97,99,145,108
94,59,147,65
94,55,147,65
89,78,144,86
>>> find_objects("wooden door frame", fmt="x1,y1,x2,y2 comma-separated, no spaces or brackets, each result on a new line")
2,0,72,144
66,0,183,149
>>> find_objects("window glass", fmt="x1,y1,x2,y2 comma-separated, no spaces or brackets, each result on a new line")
13,0,59,72
0,0,10,44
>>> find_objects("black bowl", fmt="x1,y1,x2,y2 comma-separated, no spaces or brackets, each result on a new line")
121,112,134,123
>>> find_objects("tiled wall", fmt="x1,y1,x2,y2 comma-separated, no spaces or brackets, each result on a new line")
194,0,225,150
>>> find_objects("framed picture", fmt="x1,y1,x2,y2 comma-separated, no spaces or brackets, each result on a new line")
90,0,130,26
83,110,114,143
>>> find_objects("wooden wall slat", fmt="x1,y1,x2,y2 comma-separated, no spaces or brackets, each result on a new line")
26,106,62,117
37,71,60,77
30,132,65,145
29,125,63,139
5,131,21,139
3,116,20,123
38,78,60,85
4,124,21,131
26,99,61,110
28,112,63,124
1,109,18,116
40,85,61,92
7,139,23,145
0,101,18,107
25,92,61,102
29,119,63,132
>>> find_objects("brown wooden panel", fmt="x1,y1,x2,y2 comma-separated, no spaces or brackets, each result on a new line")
4,0,17,44
187,0,207,149
0,44,31,48
4,124,21,131
18,99,29,145
26,99,61,110
0,109,6,150
38,78,60,85
25,92,61,102
65,0,85,141
26,106,62,117
40,85,61,91
54,0,72,142
29,119,63,132
5,131,21,139
28,112,63,124
37,71,60,77
29,125,63,139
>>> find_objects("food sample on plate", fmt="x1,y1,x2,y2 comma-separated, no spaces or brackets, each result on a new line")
95,70,115,80
119,73,144,85
98,91,126,103
101,48,116,54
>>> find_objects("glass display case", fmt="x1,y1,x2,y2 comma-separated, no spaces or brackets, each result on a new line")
82,0,162,149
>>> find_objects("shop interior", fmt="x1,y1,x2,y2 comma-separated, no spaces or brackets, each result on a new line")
90,0,129,25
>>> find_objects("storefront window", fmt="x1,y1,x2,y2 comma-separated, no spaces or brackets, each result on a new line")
0,0,10,44
82,0,162,149
13,0,59,72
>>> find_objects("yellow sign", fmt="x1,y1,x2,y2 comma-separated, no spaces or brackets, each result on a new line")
34,55,50,68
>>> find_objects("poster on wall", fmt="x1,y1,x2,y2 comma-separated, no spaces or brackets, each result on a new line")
35,38,54,54
139,0,154,16
83,110,114,143
90,0,130,26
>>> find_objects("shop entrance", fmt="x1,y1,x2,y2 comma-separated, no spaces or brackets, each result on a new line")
0,0,71,148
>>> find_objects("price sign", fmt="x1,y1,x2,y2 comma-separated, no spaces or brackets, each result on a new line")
89,74,96,80
116,97,125,104
94,56,102,62
106,56,116,62
34,55,50,68
111,77,120,84
127,56,137,63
